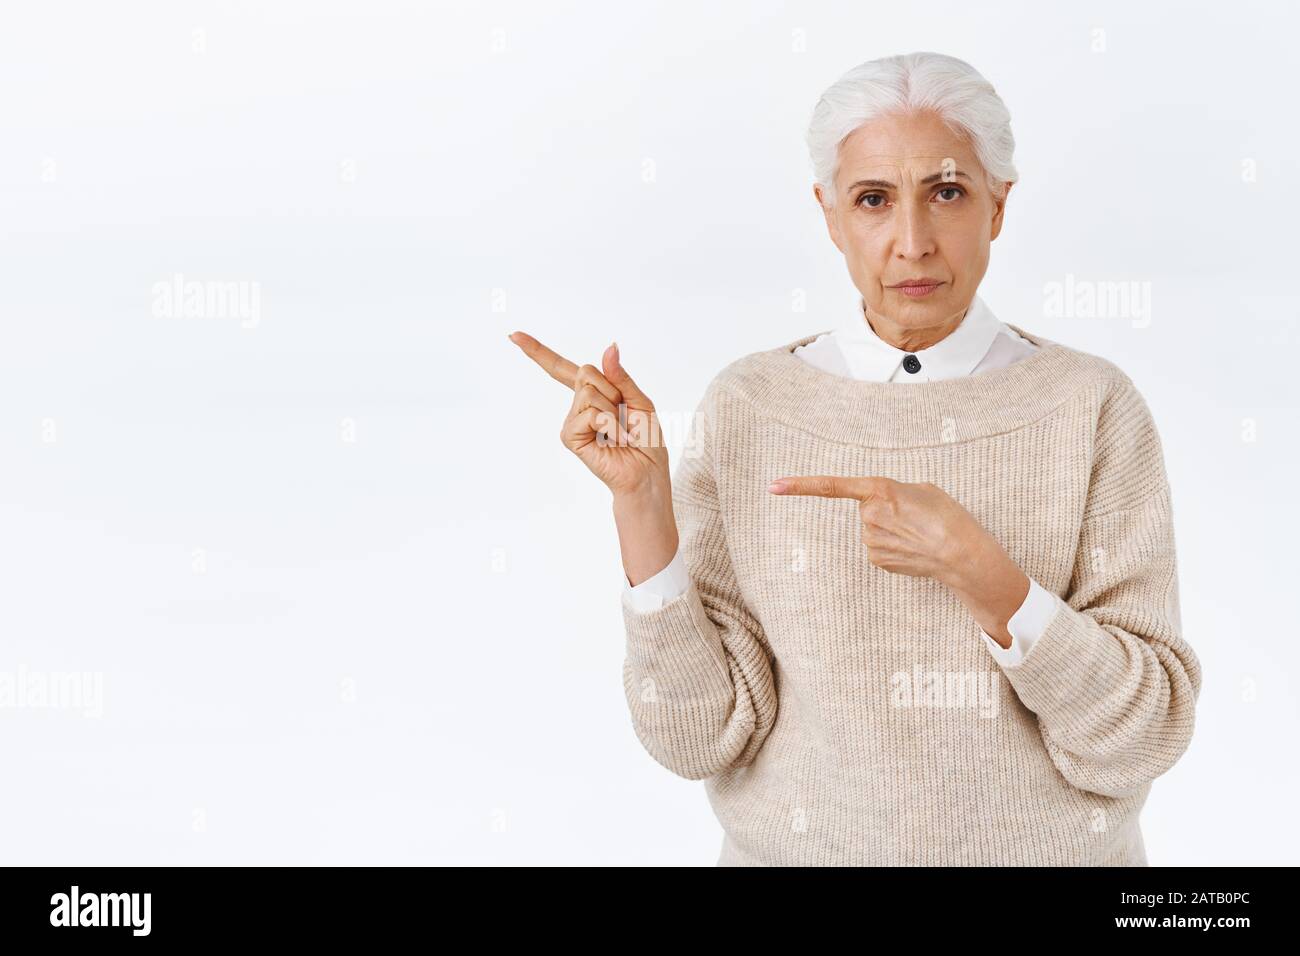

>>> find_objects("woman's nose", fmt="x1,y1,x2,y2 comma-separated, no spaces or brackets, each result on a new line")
893,200,936,259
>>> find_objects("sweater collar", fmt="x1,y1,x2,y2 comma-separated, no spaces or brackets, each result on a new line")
720,321,1099,449
836,292,1004,382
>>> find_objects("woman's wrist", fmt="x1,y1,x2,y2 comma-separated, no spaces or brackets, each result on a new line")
939,522,991,592
612,482,679,587
943,527,1029,648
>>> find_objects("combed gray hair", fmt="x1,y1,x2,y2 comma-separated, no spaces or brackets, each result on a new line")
806,52,1018,209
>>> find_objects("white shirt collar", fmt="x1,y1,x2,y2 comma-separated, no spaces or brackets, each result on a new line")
834,290,1004,382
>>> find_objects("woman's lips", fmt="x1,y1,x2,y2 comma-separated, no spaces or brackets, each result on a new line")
891,281,943,298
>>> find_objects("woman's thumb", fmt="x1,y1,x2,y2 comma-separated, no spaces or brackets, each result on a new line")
603,341,650,405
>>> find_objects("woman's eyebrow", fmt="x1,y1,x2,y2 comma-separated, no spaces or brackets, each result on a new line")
847,170,973,190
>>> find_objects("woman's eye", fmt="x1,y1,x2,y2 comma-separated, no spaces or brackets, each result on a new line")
857,187,962,209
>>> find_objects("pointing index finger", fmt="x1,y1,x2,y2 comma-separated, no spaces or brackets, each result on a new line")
508,330,579,390
768,475,885,500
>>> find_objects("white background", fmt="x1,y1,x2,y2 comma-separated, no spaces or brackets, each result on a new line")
1,0,1296,865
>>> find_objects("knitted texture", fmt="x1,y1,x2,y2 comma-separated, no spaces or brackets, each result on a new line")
620,323,1201,866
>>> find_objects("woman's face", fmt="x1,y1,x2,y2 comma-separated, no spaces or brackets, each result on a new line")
815,109,1011,340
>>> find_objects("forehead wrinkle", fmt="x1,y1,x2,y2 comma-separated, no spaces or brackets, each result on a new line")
844,155,970,173
842,167,974,191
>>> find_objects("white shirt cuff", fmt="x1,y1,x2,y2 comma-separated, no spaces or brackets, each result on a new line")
981,576,1061,667
621,546,690,613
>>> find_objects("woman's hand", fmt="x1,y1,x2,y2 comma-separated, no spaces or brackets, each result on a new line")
509,331,680,586
766,475,983,585
767,474,1031,646
509,331,669,498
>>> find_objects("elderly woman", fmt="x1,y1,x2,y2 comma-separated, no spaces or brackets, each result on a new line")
509,51,1200,866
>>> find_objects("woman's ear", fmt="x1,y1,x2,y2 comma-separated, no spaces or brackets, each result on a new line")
990,181,1013,241
814,182,845,254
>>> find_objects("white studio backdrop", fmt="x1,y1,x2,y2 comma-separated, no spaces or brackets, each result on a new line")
1,0,1296,865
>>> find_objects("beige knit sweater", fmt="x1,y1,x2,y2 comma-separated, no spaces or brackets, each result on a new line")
620,323,1201,866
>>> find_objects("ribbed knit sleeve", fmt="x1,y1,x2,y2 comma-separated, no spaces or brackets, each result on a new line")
620,379,779,781
996,376,1202,798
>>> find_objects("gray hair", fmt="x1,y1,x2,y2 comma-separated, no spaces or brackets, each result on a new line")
806,52,1018,209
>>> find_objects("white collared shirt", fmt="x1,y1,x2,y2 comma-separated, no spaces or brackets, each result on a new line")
622,292,1062,668
793,290,1037,382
